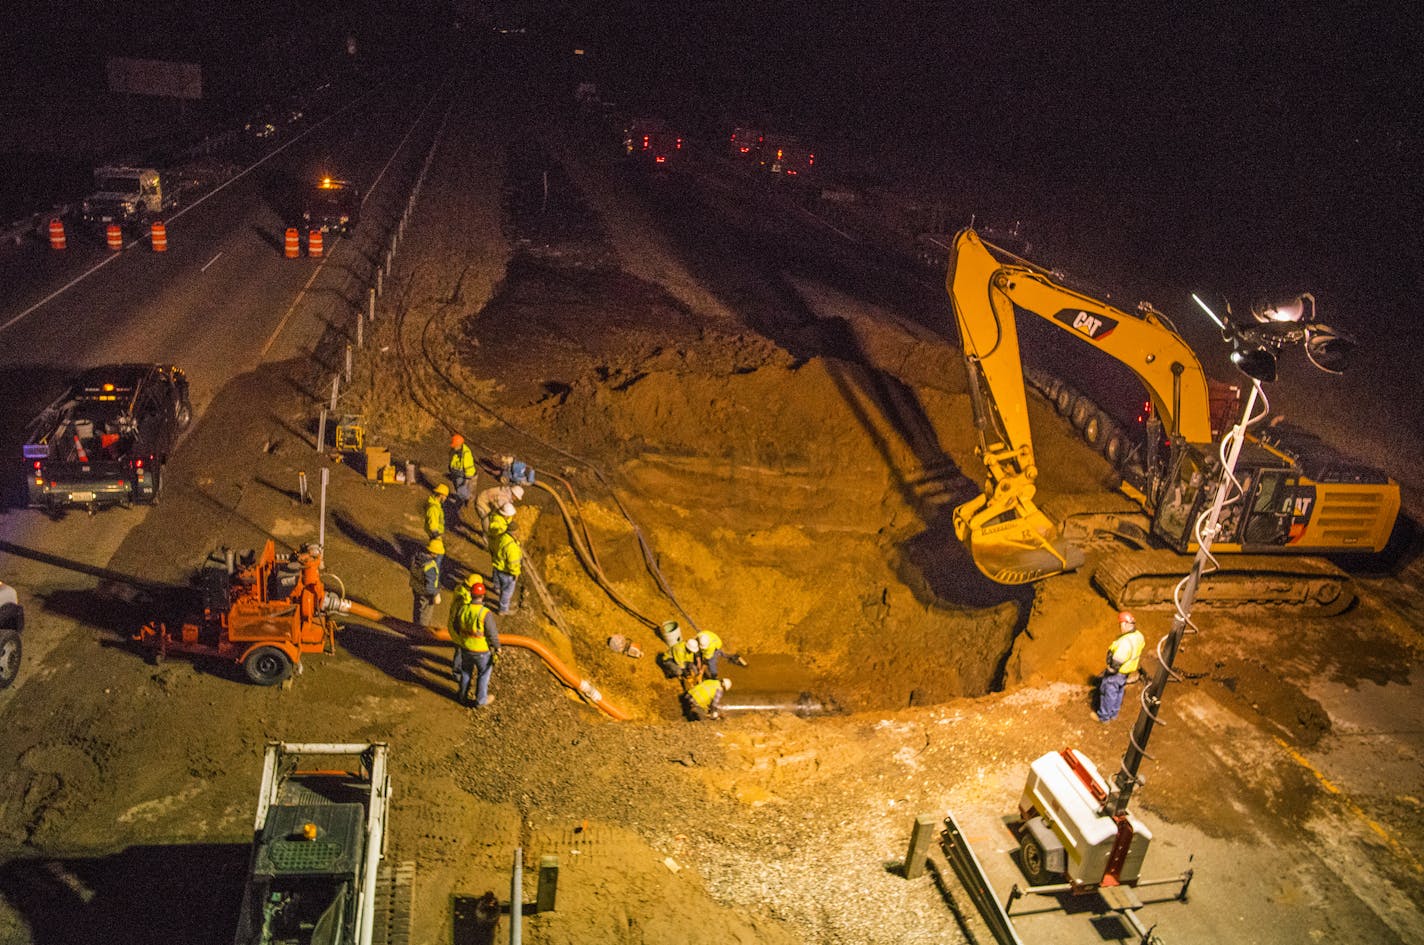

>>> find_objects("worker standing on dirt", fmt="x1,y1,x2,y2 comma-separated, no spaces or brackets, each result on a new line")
409,541,442,628
448,434,477,507
689,630,747,680
450,574,501,707
489,527,523,615
476,483,525,534
1096,611,1146,722
685,677,732,721
486,501,516,548
425,484,448,541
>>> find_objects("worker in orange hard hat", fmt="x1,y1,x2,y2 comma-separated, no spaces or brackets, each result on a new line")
1096,611,1146,722
448,433,476,508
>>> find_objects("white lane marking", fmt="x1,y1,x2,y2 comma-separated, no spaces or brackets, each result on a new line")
0,90,371,338
201,251,223,272
259,241,339,361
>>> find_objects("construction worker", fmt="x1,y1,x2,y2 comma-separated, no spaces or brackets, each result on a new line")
688,630,747,680
426,536,445,575
489,526,522,615
448,434,476,504
684,677,732,721
425,484,448,540
485,501,516,548
476,483,525,534
498,454,536,486
1096,611,1146,722
657,636,698,682
449,573,501,707
409,541,441,628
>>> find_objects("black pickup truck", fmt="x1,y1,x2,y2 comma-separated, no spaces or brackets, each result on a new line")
22,364,191,512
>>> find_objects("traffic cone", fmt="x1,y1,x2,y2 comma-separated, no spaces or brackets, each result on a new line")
308,229,323,258
48,219,66,250
284,227,300,258
106,224,122,251
150,220,167,252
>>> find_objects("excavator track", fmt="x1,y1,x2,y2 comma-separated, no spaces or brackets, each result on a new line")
1093,548,1356,616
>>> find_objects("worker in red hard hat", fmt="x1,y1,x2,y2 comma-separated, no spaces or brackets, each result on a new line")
448,433,476,510
449,572,501,707
1096,611,1146,722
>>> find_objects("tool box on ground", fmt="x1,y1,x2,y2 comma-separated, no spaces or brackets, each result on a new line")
134,541,349,685
335,415,365,452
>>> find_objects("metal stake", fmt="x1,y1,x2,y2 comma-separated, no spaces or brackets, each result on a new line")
318,467,330,552
510,848,523,945
316,409,327,453
368,286,376,322
329,375,339,412
344,344,352,383
298,471,309,504
356,312,363,349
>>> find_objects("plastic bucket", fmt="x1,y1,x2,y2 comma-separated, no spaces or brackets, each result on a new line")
660,621,681,645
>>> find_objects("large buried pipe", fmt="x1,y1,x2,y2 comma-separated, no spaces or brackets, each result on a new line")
718,691,828,717
327,597,631,721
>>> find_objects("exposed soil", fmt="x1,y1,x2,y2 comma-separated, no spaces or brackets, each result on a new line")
1,83,1422,945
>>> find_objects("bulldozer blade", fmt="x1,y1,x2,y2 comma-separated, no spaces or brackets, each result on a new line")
966,516,1086,585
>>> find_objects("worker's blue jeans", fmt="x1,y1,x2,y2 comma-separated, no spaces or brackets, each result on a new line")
491,569,517,613
451,474,473,502
1097,671,1128,721
454,649,494,706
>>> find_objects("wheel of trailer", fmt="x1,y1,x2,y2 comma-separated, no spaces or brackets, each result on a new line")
1055,385,1076,416
1019,831,1053,886
244,646,293,686
0,629,21,690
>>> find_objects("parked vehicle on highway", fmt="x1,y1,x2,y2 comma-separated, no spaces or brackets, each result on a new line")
22,364,191,512
302,177,361,234
761,134,816,181
623,119,684,170
0,580,22,689
727,126,764,159
80,166,175,228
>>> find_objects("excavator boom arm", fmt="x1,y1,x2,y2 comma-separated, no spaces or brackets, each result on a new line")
947,228,1213,583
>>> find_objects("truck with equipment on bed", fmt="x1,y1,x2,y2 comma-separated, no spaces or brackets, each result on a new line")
946,227,1399,613
234,742,404,945
23,364,191,512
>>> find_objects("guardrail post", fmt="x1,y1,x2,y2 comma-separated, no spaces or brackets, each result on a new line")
510,848,523,945
316,409,327,452
356,312,364,349
344,344,352,383
329,375,339,412
376,267,383,297
368,287,376,321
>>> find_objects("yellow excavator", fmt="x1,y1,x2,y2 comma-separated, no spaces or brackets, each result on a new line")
947,228,1399,614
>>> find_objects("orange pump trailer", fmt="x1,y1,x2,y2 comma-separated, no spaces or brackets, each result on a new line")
134,541,338,685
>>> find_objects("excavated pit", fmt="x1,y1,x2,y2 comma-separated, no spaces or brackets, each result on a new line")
450,153,1120,711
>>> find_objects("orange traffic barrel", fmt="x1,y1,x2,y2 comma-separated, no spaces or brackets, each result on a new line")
284,227,300,258
150,220,168,252
308,229,323,258
106,224,123,251
48,218,66,250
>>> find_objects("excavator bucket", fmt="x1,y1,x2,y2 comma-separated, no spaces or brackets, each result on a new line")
957,498,1086,585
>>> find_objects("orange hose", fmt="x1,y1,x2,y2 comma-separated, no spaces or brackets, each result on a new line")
332,599,630,721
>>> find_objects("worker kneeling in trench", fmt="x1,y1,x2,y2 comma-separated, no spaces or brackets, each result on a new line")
684,677,732,721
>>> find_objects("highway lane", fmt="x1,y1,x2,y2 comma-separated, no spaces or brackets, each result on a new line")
0,76,449,705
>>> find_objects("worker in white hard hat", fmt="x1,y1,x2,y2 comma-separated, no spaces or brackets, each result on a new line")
476,482,525,538
1096,611,1146,722
658,635,699,683
685,677,732,721
690,629,747,679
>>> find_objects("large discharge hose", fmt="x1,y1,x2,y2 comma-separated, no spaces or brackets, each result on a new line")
329,597,630,721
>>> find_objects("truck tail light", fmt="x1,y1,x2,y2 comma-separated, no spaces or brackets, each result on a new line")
135,458,144,469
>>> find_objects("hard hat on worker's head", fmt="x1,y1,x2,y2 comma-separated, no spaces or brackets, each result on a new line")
450,434,464,448
721,678,732,690
434,483,450,497
695,631,713,650
1118,611,1136,628
685,637,700,654
465,572,484,588
427,537,445,554
511,485,525,500
499,502,516,517
471,583,486,597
